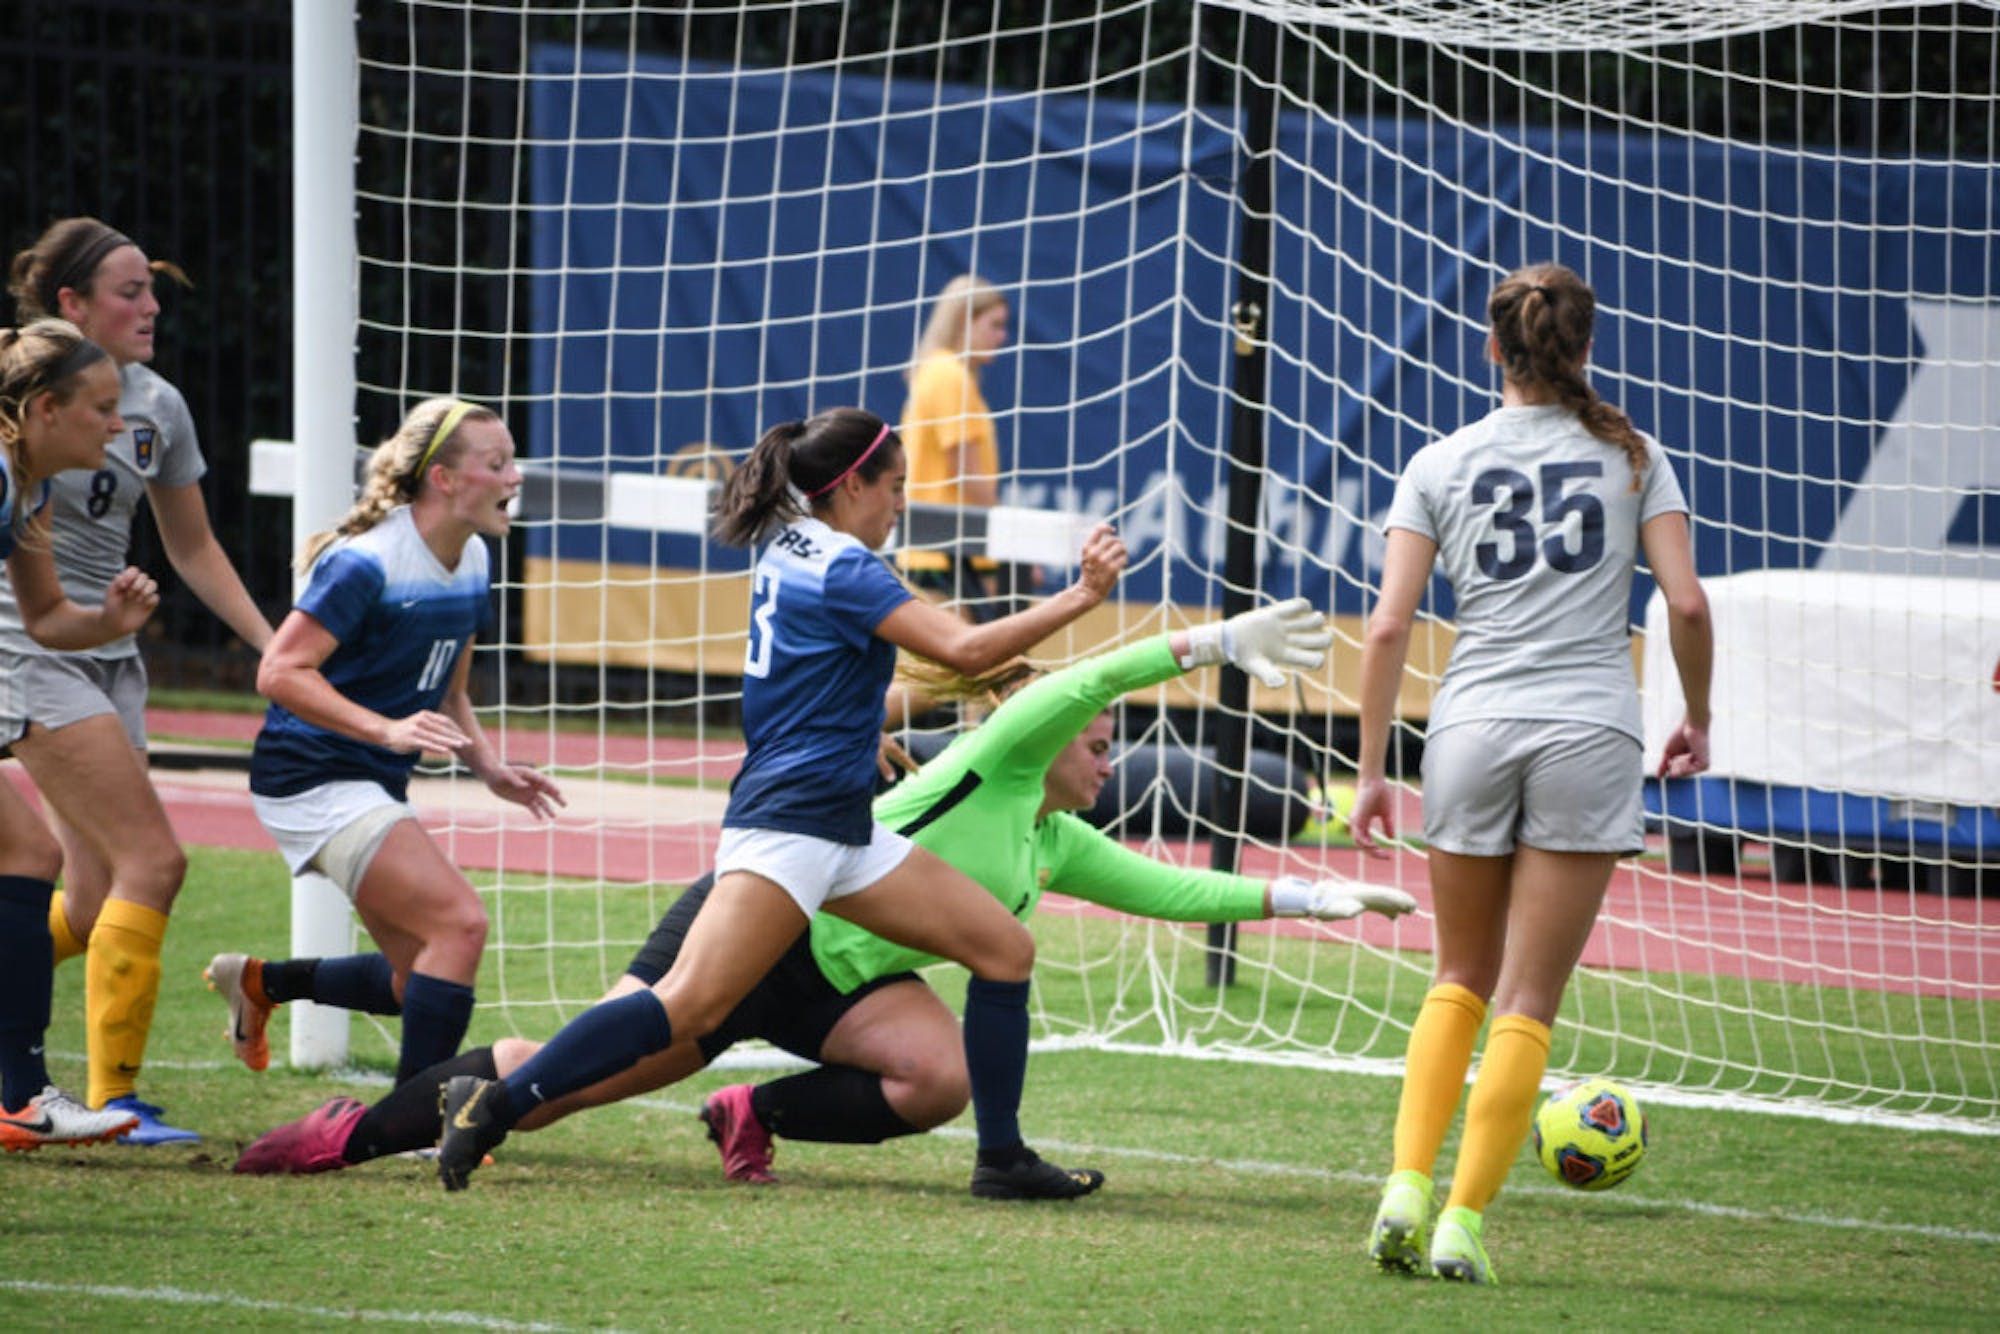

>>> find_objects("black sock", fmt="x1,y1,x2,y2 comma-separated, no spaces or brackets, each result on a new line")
344,1046,499,1164
751,1065,922,1144
257,957,319,1005
976,1141,1035,1169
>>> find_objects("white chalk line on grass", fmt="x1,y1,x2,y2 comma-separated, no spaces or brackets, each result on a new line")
51,1054,2000,1248
592,1089,2000,1250
0,1279,625,1333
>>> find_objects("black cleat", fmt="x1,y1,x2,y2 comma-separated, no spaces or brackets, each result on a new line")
436,1075,508,1192
969,1147,1105,1201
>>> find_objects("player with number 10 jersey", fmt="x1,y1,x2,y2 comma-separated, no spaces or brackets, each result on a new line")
249,505,491,802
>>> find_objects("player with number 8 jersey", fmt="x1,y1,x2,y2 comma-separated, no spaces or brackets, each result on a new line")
2,219,277,1144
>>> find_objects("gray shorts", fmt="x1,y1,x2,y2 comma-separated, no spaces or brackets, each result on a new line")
0,649,149,752
1420,718,1644,857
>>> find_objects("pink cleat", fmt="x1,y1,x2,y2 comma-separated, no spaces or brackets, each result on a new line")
233,1096,367,1175
698,1084,777,1184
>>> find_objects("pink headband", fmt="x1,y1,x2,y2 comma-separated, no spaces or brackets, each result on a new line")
807,422,891,499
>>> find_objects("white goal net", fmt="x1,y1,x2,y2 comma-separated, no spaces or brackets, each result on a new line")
339,0,2000,1130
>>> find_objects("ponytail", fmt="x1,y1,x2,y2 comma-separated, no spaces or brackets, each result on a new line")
1489,264,1648,491
297,397,497,574
712,407,899,547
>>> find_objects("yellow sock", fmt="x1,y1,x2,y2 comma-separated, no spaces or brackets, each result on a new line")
1391,982,1487,1176
85,899,169,1108
49,889,87,964
1445,1013,1552,1214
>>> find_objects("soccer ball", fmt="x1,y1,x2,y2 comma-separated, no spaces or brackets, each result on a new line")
1533,1078,1648,1190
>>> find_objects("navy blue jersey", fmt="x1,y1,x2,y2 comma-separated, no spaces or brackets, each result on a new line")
723,517,914,844
0,452,48,562
251,506,494,800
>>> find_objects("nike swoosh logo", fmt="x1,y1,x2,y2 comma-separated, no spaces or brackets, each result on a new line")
0,1111,55,1135
116,1063,141,1075
451,1085,487,1131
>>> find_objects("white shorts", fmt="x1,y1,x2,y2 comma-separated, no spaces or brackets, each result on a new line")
0,649,148,751
1420,718,1644,857
714,824,914,918
254,780,419,900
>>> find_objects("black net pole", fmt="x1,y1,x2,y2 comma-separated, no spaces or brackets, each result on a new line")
1206,12,1278,989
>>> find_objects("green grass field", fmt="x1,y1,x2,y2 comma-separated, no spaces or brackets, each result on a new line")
4,846,1998,1330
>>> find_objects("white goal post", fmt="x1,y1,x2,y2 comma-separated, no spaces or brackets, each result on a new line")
290,0,2000,1132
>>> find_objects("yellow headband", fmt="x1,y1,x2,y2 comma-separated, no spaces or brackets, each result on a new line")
414,400,479,479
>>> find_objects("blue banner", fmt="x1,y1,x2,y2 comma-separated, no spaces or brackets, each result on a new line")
528,45,2000,615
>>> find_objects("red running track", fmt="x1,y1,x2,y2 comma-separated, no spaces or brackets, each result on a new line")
29,710,1994,1005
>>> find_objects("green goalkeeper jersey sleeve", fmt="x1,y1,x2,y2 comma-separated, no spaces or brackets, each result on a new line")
809,634,1268,993
1031,811,1266,922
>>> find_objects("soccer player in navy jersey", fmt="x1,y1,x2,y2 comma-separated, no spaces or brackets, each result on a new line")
234,607,1418,1192
1352,263,1712,1284
433,406,1126,1197
0,319,162,1151
203,399,563,1090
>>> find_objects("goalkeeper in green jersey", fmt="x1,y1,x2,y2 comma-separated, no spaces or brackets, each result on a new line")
233,602,1416,1197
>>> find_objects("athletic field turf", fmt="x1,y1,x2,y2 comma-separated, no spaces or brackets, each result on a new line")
3,845,1997,1329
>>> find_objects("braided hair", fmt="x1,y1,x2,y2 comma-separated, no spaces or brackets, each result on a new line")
296,397,499,574
1488,263,1648,491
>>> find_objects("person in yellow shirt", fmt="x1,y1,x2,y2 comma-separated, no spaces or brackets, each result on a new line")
898,274,1027,619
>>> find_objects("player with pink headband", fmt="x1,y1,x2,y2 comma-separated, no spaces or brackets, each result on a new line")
436,405,1130,1201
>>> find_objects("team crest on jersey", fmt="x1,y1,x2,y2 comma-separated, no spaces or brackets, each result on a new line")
131,427,157,469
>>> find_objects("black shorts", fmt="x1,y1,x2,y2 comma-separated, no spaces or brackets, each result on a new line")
624,871,922,1065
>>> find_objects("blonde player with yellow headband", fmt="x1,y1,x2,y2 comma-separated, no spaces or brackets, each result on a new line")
204,398,563,1087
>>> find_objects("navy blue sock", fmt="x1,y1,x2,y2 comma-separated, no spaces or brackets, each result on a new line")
312,953,401,1014
396,972,477,1085
963,976,1031,1151
497,990,673,1127
0,875,56,1111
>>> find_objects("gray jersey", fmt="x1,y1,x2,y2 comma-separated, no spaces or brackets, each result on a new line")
1385,403,1687,741
0,362,207,659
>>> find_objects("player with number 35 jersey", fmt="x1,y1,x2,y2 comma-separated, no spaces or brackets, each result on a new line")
1351,263,1713,1286
1384,393,1688,743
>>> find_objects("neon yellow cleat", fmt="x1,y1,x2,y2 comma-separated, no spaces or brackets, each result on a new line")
1368,1169,1434,1275
1430,1205,1498,1285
